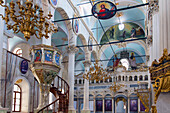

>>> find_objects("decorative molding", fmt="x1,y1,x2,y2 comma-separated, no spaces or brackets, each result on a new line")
148,0,159,20
67,45,79,54
147,35,153,46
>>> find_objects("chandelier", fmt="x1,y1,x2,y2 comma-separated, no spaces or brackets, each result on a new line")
83,60,111,82
0,0,57,41
109,81,124,93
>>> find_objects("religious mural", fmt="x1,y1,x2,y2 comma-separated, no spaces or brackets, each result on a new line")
100,23,145,44
49,0,57,8
34,49,42,62
44,50,53,63
92,1,117,19
105,100,112,111
20,59,28,74
130,99,138,111
55,53,60,66
72,14,79,34
96,100,103,111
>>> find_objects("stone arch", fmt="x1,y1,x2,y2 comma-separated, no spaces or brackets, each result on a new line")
77,34,88,60
54,7,73,44
13,76,31,112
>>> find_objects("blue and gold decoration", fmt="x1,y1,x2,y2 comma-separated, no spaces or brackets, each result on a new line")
30,44,61,84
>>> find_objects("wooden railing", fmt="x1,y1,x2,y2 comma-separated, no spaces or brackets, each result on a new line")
37,75,69,113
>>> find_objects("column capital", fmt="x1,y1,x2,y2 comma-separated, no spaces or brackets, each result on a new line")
148,0,159,20
83,60,91,67
67,45,79,54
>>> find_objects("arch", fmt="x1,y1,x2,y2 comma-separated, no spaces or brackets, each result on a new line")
13,76,31,112
134,76,138,81
11,42,30,59
145,75,148,81
54,7,73,44
129,76,132,81
139,75,143,81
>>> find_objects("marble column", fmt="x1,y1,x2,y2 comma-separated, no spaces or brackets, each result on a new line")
0,0,5,109
128,97,130,113
159,0,170,55
81,61,91,113
102,97,105,113
138,98,140,113
112,98,114,113
93,97,96,113
67,45,78,113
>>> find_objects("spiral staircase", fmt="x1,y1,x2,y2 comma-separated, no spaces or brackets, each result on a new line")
37,75,69,113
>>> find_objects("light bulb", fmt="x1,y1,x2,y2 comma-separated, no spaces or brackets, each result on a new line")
119,23,124,30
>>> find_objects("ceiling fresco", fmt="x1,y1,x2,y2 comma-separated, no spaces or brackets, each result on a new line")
100,23,145,44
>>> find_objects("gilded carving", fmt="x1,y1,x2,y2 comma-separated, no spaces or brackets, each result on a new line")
149,48,170,112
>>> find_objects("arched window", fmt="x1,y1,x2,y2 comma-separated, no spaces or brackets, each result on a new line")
118,76,121,81
122,76,124,81
79,79,82,84
125,76,128,81
12,84,22,112
139,75,143,81
120,59,129,70
75,80,77,84
145,75,148,80
129,76,132,81
134,76,137,81
13,48,22,57
109,77,112,82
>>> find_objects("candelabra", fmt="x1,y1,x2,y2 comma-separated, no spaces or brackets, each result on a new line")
0,0,57,41
83,60,111,82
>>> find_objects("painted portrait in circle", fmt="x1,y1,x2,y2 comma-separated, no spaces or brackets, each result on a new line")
49,0,57,8
72,14,79,34
92,1,117,19
20,60,28,74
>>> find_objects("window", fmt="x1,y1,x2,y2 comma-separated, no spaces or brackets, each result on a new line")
129,76,132,81
134,76,137,81
145,75,148,80
13,48,22,57
139,75,143,81
12,84,21,112
120,59,129,70
118,76,121,81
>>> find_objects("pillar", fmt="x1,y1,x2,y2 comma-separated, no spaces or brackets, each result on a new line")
112,97,114,113
81,61,91,113
67,45,78,113
138,98,140,113
128,97,130,113
93,97,96,113
0,0,5,109
103,97,105,113
159,0,170,55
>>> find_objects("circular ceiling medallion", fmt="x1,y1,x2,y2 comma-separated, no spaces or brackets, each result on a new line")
92,1,117,20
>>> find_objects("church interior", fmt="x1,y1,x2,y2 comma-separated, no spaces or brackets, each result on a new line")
0,0,169,113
